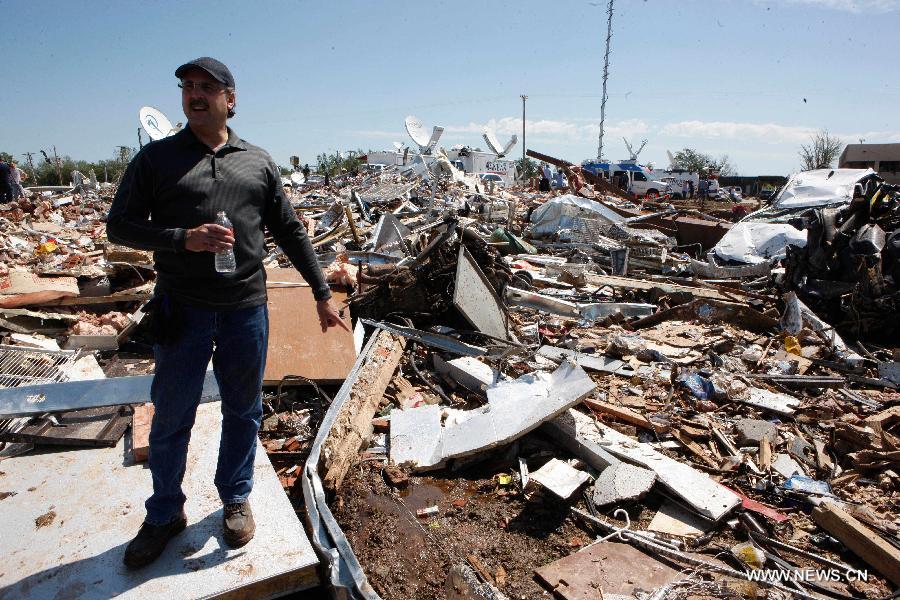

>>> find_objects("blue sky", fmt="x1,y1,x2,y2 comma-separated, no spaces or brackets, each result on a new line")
2,0,899,175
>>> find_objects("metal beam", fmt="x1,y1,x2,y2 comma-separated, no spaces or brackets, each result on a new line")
0,372,220,418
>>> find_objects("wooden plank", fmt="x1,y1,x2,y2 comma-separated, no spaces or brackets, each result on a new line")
759,437,772,471
131,402,154,462
263,268,354,385
812,501,900,586
585,273,734,300
322,329,406,491
584,398,664,432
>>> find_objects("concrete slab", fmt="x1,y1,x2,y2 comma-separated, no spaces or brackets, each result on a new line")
540,411,620,472
735,418,778,446
537,345,634,377
529,459,591,499
391,362,596,471
552,409,741,521
389,404,443,468
0,402,318,599
772,453,807,479
433,355,506,394
648,501,714,538
591,462,656,506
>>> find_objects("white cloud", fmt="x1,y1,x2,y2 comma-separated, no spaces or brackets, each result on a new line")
659,120,818,144
757,0,900,12
443,116,649,142
658,120,900,146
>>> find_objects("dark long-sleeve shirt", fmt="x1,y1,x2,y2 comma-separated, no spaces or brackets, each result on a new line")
107,126,331,309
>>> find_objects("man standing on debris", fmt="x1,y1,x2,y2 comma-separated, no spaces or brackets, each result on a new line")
107,57,349,569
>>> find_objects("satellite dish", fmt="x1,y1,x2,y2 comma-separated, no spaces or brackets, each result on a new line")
405,115,444,154
482,127,517,158
139,106,177,141
392,141,403,151
290,172,306,186
667,150,677,168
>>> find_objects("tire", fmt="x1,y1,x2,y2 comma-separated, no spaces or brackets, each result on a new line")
646,189,660,199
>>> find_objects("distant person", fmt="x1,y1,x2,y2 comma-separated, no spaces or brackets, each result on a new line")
681,179,689,199
0,157,11,202
539,164,551,192
9,162,27,199
688,180,694,199
698,178,709,201
302,163,310,179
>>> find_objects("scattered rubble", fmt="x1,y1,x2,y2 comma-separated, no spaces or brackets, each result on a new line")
2,149,899,600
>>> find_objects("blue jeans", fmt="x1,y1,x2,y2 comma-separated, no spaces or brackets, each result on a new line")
145,302,268,525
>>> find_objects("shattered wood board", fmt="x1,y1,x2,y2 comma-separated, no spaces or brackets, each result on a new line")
0,271,80,308
0,401,318,599
264,268,354,385
131,402,153,462
390,362,596,471
535,541,682,599
550,409,741,521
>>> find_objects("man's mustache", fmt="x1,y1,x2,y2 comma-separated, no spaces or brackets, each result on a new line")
190,101,208,110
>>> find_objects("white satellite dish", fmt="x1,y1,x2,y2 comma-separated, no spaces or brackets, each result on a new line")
666,150,677,168
482,127,517,158
392,141,403,151
139,106,177,141
290,172,306,186
404,115,444,155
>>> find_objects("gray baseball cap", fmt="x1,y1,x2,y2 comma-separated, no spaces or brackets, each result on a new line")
175,57,235,88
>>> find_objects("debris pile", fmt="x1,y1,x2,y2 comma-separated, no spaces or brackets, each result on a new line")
1,151,898,600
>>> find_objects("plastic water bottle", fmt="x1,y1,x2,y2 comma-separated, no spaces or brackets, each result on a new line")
214,211,236,273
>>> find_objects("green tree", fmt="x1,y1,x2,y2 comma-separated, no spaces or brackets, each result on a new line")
672,148,737,177
514,157,539,181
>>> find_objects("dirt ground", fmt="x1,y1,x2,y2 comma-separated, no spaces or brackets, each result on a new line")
331,434,612,600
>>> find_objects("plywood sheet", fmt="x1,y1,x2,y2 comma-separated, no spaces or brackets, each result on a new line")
535,541,681,599
264,268,354,385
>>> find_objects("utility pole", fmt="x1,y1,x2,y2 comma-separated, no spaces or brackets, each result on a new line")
51,146,63,186
520,94,528,169
597,0,615,160
138,127,144,149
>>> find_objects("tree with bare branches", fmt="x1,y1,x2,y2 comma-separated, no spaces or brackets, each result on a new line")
799,130,843,171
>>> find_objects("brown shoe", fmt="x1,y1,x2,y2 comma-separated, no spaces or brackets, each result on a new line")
223,501,255,548
123,512,187,568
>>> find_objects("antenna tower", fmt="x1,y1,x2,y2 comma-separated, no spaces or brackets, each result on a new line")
597,0,615,160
